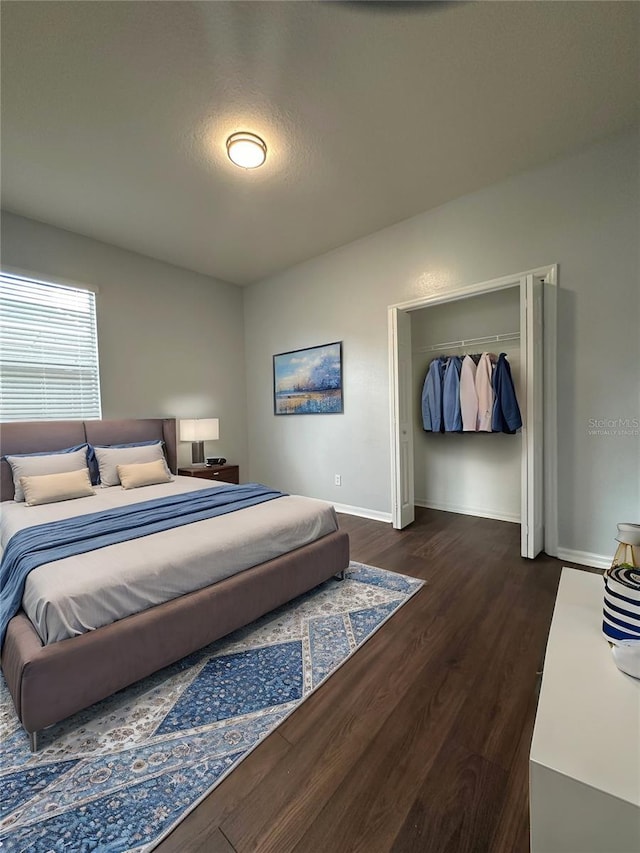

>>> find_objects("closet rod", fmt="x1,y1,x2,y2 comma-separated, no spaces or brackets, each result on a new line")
414,331,520,355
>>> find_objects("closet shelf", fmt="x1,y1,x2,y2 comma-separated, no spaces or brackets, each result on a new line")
414,331,520,355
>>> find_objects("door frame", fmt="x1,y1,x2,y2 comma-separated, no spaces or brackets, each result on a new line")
388,263,558,557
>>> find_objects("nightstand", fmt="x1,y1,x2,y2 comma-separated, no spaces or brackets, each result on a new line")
178,464,239,485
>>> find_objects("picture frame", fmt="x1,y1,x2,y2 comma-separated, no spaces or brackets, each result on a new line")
273,341,343,415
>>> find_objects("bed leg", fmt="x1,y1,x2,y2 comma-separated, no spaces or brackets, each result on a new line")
28,730,39,753
336,569,346,581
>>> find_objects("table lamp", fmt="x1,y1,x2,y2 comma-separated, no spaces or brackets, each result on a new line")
179,418,219,464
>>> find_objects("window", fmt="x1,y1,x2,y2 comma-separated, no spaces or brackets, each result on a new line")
0,272,102,422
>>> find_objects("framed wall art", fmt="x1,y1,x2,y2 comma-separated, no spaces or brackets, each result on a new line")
273,341,343,415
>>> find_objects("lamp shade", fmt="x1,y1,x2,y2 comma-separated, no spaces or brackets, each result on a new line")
179,418,219,442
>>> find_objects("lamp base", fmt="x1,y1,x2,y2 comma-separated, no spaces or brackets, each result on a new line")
191,441,205,464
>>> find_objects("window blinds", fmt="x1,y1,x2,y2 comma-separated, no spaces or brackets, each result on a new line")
0,273,102,422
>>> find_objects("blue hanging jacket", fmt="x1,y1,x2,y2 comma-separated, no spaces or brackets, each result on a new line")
491,352,522,433
443,356,463,432
421,357,446,431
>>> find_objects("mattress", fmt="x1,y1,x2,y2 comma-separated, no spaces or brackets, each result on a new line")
0,476,338,644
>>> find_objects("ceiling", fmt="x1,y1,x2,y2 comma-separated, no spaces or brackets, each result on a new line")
1,1,639,286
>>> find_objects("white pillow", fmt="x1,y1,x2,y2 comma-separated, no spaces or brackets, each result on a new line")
117,459,173,490
6,447,89,502
94,443,168,487
20,468,95,506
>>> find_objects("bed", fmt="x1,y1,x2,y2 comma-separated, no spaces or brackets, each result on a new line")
0,418,349,750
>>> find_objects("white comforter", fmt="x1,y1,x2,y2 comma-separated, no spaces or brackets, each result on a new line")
0,477,338,644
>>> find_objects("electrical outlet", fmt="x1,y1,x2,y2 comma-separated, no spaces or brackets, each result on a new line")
334,474,341,486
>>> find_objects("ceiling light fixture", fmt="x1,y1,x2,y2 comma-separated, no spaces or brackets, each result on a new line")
226,132,267,169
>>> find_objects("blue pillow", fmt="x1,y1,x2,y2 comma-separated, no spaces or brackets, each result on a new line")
92,440,163,449
2,444,87,458
2,443,100,485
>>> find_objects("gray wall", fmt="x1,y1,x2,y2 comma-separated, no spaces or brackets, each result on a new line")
1,212,248,470
244,130,640,561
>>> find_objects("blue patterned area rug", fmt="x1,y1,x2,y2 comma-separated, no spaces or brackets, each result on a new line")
0,562,423,853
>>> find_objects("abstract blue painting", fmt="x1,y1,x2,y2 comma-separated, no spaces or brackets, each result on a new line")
273,341,343,415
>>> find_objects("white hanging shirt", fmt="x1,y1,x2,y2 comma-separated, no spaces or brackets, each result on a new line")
475,353,495,432
460,355,478,431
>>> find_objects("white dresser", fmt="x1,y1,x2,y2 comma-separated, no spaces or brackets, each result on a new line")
530,567,640,853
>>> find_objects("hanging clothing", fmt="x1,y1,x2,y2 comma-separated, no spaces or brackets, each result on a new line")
443,356,463,431
421,357,446,432
492,352,522,433
460,355,478,431
475,353,495,431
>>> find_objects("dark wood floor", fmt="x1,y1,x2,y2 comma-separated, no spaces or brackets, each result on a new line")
158,508,578,853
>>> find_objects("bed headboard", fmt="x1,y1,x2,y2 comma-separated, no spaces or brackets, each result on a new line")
0,418,177,502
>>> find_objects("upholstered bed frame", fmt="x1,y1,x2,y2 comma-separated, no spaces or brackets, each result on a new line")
0,418,349,750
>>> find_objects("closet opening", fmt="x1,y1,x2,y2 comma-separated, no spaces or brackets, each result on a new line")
388,265,558,560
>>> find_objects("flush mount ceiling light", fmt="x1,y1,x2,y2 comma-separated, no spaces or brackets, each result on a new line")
226,132,267,169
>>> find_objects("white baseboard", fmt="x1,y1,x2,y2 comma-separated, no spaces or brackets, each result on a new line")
414,498,520,524
556,548,610,570
332,502,392,524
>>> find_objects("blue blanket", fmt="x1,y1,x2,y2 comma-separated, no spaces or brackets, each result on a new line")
0,483,285,648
